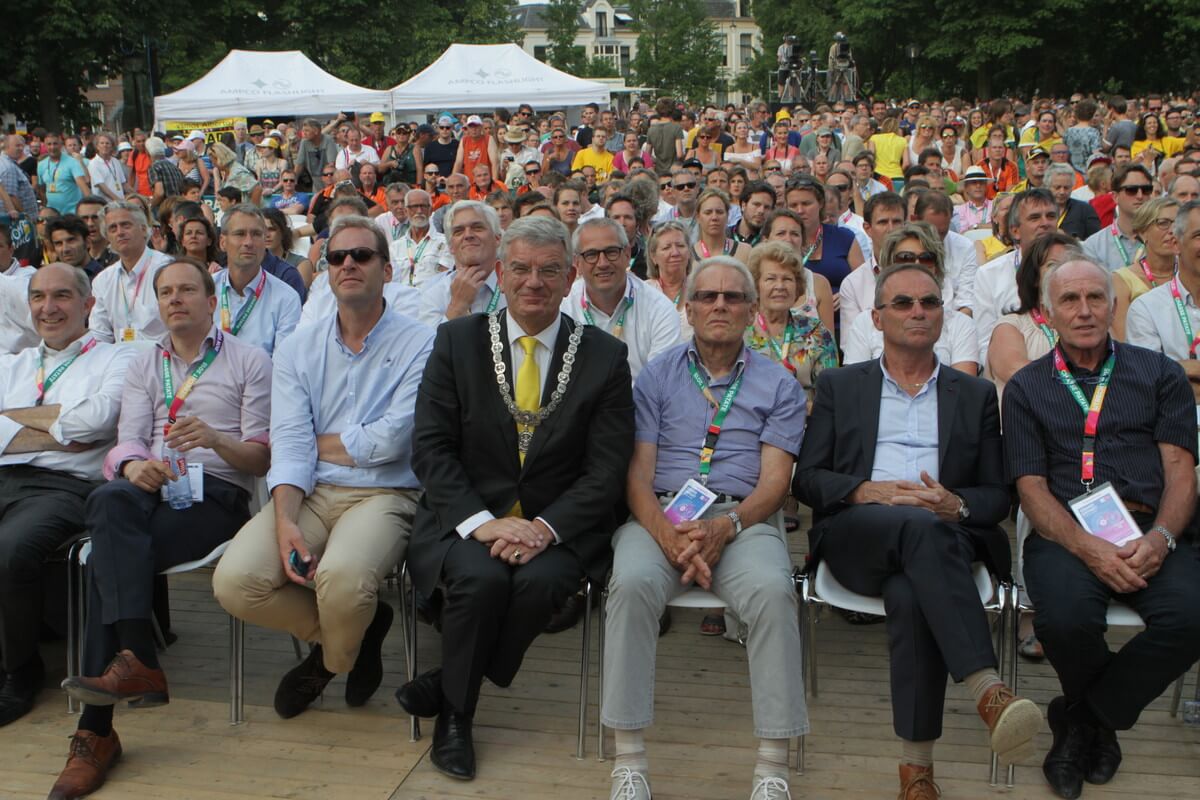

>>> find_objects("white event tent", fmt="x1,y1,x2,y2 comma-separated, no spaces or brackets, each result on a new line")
153,50,388,125
388,43,610,112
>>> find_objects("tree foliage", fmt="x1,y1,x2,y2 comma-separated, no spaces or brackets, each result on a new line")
544,0,588,74
628,0,724,105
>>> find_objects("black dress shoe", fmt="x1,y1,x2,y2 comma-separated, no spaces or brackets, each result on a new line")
274,644,334,719
431,707,476,780
1043,696,1092,800
0,655,44,727
395,667,442,718
345,601,393,707
544,592,585,633
1085,725,1122,785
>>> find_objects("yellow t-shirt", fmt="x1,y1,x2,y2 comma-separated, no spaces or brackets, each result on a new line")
868,133,906,179
1132,137,1185,159
571,147,615,183
1018,129,1061,153
971,124,1016,151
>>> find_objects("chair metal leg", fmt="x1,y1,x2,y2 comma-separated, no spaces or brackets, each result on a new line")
576,580,592,760
407,572,420,742
1170,673,1186,718
1005,584,1020,788
290,636,303,661
65,539,84,714
806,604,819,698
151,614,168,652
396,564,410,673
795,734,805,775
597,587,607,762
229,615,244,725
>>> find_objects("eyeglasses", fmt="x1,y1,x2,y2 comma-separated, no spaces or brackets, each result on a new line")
876,294,943,311
826,182,850,191
919,125,934,130
891,251,938,266
1121,184,1154,196
1152,217,1176,230
327,247,379,266
424,170,439,177
673,181,698,190
321,171,335,177
281,178,296,183
578,246,625,264
690,290,750,305
508,265,566,280
439,125,453,130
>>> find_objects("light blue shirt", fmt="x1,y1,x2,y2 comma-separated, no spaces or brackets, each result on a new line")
268,305,435,494
212,267,301,356
416,267,506,327
870,358,941,483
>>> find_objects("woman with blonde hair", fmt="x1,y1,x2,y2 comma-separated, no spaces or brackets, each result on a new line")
646,220,695,337
1112,196,1180,340
209,142,262,205
691,189,751,264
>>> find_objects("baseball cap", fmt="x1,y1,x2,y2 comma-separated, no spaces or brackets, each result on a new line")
173,140,195,153
681,158,704,170
248,124,264,134
369,112,386,123
416,123,436,137
1086,154,1113,168
116,141,132,153
816,127,833,137
961,166,989,182
1025,146,1050,161
187,130,205,142
437,114,455,127
466,115,484,127
775,109,791,122
907,99,921,108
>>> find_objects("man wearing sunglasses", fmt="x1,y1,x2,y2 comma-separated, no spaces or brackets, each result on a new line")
604,256,807,800
215,214,434,722
1082,164,1153,270
422,116,459,181
797,259,1039,800
400,215,633,781
669,172,701,241
419,200,507,326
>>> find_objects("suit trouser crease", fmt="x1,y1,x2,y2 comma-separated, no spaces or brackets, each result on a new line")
601,504,809,739
0,466,96,673
83,477,249,677
212,485,416,674
817,504,998,741
1024,532,1200,731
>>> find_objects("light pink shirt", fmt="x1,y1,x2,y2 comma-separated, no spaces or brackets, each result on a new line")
104,325,272,492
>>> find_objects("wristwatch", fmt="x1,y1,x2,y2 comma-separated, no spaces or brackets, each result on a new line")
725,510,743,537
1150,525,1177,553
954,493,970,523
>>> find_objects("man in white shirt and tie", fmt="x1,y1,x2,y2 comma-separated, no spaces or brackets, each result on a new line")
215,215,435,720
0,264,134,729
389,189,453,288
211,204,301,356
562,217,681,379
418,201,508,326
88,201,173,344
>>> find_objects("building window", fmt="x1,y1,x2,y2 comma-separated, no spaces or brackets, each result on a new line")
534,45,548,62
716,33,727,67
596,11,608,38
89,102,106,127
620,46,631,76
740,33,753,68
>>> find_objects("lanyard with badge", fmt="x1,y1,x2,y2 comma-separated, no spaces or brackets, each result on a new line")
756,313,797,373
35,338,96,405
1138,256,1163,288
1169,276,1200,358
406,236,430,285
801,224,824,267
1110,223,1133,265
1029,309,1057,347
220,271,266,335
119,262,150,342
687,358,744,487
161,331,223,430
581,280,634,339
1053,345,1115,491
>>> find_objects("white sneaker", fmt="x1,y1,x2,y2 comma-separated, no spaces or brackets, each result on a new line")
750,775,792,800
610,766,652,800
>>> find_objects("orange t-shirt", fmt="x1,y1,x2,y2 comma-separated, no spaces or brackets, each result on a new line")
461,135,491,175
131,151,152,196
469,181,506,201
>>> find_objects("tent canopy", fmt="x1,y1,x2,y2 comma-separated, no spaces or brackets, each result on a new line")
154,50,388,123
389,43,610,112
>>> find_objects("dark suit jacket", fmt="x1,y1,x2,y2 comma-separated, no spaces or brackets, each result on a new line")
408,311,635,595
792,359,1012,578
1061,197,1101,242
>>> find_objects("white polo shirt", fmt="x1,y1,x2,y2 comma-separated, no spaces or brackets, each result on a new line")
561,274,682,379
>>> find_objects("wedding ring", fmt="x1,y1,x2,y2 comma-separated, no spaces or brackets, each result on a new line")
513,550,523,562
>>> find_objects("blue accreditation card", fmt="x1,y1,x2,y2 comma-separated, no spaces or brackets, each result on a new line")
663,478,718,525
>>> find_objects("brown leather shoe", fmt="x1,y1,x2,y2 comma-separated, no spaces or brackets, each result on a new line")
60,650,168,709
898,763,941,799
47,729,121,799
977,682,1042,764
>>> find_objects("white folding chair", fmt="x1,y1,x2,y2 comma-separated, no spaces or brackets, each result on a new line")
962,228,993,242
800,555,1011,785
287,214,311,258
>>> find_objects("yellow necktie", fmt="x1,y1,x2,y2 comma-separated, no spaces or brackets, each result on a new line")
515,335,540,466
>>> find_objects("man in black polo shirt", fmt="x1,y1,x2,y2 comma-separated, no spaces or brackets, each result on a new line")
1003,257,1200,800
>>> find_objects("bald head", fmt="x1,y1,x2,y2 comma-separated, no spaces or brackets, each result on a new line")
1043,258,1113,351
3,135,23,160
28,263,94,349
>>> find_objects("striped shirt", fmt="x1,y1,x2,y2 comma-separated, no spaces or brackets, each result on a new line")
1002,340,1196,511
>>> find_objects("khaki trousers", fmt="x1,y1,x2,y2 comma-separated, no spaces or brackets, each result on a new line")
213,484,417,673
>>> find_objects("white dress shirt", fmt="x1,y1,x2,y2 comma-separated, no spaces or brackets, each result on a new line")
871,359,941,482
417,266,507,327
1126,278,1200,360
843,307,979,368
334,144,380,170
838,210,873,261
0,271,38,355
943,230,979,311
211,267,301,356
0,337,135,479
455,312,563,541
387,228,453,288
3,258,34,278
269,309,435,495
88,247,175,344
561,274,681,379
972,248,1022,367
299,274,421,328
87,154,125,199
838,263,958,332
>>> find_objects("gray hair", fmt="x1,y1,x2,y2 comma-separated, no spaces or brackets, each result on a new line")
572,217,629,252
145,136,167,159
1040,256,1113,315
222,203,267,228
873,263,944,308
686,256,758,305
1006,187,1056,232
98,200,149,237
1045,163,1078,185
445,200,501,241
646,220,694,278
29,262,92,300
328,214,391,264
1173,199,1200,242
499,215,573,264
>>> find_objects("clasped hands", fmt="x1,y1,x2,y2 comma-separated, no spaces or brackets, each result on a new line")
1081,532,1167,594
473,518,552,565
659,516,736,590
851,470,960,521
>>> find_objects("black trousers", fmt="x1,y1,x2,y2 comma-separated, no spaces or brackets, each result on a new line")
1024,531,1200,731
0,466,97,673
82,477,249,677
817,505,998,741
439,536,582,715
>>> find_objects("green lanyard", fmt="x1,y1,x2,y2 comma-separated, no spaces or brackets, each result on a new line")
162,332,223,428
756,313,796,373
1052,345,1115,488
581,281,634,338
36,338,96,404
687,357,744,486
1029,309,1057,347
485,286,500,314
1169,277,1200,358
219,271,266,336
406,236,430,285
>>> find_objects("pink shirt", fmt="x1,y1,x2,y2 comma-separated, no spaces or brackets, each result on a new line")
104,326,272,492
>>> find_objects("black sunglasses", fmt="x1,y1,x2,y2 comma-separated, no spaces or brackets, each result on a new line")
892,251,938,266
327,247,379,266
673,181,698,190
877,293,943,311
321,171,335,177
691,290,749,305
525,167,541,175
1120,184,1154,196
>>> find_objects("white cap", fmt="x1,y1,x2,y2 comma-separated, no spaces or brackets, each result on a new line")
466,115,484,126
187,130,206,141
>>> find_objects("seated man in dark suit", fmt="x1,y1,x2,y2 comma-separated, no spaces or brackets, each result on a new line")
1004,257,1200,800
396,215,635,781
794,262,1042,800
